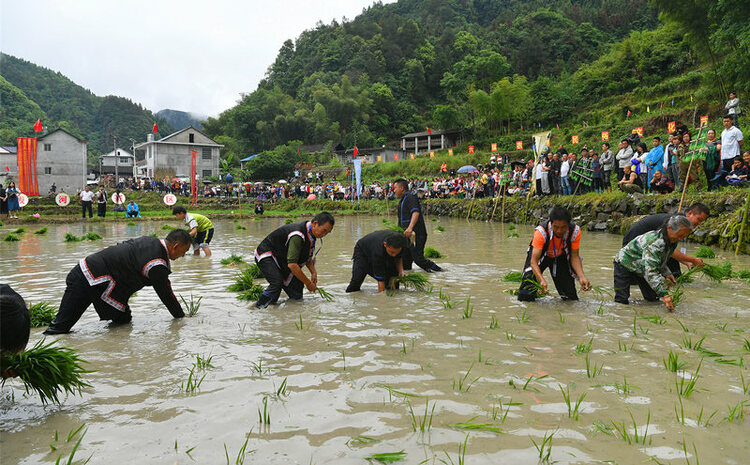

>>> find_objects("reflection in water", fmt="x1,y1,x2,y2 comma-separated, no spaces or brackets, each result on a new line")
1,216,749,464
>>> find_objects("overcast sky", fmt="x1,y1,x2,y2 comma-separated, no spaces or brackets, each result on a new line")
1,0,394,118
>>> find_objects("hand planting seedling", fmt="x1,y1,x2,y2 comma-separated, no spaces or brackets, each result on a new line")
317,288,334,301
28,302,57,327
395,274,430,292
179,293,203,317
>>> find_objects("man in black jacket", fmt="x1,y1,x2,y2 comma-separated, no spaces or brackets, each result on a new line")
393,179,442,272
621,202,709,278
254,212,335,308
346,230,407,293
43,229,193,334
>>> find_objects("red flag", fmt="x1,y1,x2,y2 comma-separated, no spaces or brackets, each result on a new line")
660,102,663,110
4,165,8,171
556,123,559,129
426,127,432,134
626,110,631,117
520,124,523,131
33,119,43,133
152,122,158,133
352,146,359,158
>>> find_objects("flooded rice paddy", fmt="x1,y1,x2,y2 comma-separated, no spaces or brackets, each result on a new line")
1,215,750,464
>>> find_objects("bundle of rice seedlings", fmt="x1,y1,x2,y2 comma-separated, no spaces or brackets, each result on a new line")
284,218,294,224
235,224,247,230
509,224,516,230
507,232,520,238
695,246,715,258
435,225,445,232
3,233,20,242
29,302,57,327
670,287,685,306
33,227,48,235
731,269,750,280
1,339,91,404
396,273,431,292
64,233,83,242
180,293,203,317
699,262,732,281
126,221,137,226
161,224,175,231
12,227,26,234
317,288,335,301
84,232,102,241
382,219,404,233
246,263,263,279
424,247,444,259
220,254,245,266
522,278,547,297
237,285,264,301
502,271,523,282
227,268,257,292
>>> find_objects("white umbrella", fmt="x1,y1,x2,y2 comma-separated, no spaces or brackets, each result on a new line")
277,179,288,184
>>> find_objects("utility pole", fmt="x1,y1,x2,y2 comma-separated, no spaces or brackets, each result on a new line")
113,135,119,189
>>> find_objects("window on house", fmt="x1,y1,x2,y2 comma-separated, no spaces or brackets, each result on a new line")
202,147,212,160
44,167,52,174
44,144,52,151
202,169,212,177
189,133,194,143
120,157,129,164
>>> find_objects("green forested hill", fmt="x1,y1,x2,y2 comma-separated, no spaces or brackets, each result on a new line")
0,54,174,161
204,0,749,170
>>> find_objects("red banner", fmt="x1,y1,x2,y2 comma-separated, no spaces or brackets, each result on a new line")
700,115,708,127
601,131,609,141
515,141,523,150
17,137,39,196
394,153,399,161
190,149,197,206
571,135,579,145
491,143,497,152
634,126,644,137
667,121,676,133
468,145,474,154
448,148,453,156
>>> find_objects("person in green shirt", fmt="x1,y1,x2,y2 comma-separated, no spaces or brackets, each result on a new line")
172,205,214,257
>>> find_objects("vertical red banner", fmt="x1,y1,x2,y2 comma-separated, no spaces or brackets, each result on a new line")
17,137,39,196
190,149,197,206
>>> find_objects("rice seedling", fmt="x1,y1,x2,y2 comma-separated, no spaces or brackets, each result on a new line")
365,451,406,464
49,423,91,465
250,360,265,375
695,246,715,258
723,401,747,423
407,398,436,433
126,221,136,226
237,285,264,301
611,410,651,445
515,309,529,324
675,361,702,398
663,350,687,372
220,254,245,265
452,363,479,392
381,219,404,233
681,438,700,465
531,430,555,464
505,330,516,341
501,271,522,282
317,288,334,301
377,384,421,400
612,376,639,395
194,353,214,370
574,338,593,355
284,218,294,224
83,232,102,241
258,396,271,425
732,269,750,280
504,288,519,296
431,217,437,222
452,417,501,434
223,435,252,465
0,339,91,404
592,420,615,436
34,227,48,235
180,367,206,393
740,370,750,395
435,225,445,232
714,322,728,332
559,385,587,420
703,262,732,280
28,301,57,327
556,309,566,324
461,297,474,319
744,338,750,352
675,398,717,427
507,232,520,238
295,314,306,331
522,278,546,297
246,263,262,279
617,340,632,352
395,273,430,292
228,268,258,292
522,374,548,392
275,377,289,398
509,224,516,230
150,233,158,237
488,315,498,329
675,318,691,332
12,227,25,234
235,224,247,230
585,355,603,378
3,233,20,242
681,334,706,351
346,435,380,447
64,233,83,242
424,246,444,258
640,314,666,325
179,293,202,317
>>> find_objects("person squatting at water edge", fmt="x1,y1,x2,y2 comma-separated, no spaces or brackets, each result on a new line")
614,215,694,312
622,203,710,278
346,230,408,293
518,206,591,301
1,284,31,362
392,178,443,273
172,205,215,257
42,230,193,335
253,212,335,309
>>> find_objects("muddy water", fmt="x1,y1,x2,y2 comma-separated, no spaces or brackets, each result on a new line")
1,216,749,464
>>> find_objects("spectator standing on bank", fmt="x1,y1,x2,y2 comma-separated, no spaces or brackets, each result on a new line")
645,137,665,188
615,139,634,182
560,154,571,195
719,115,744,173
79,185,95,219
600,143,614,192
96,186,107,218
725,91,740,127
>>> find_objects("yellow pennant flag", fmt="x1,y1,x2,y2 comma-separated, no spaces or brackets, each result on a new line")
647,105,650,113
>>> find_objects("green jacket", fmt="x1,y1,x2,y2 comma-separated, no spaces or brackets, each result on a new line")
615,229,677,297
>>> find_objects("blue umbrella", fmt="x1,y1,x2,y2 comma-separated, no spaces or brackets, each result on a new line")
457,165,478,174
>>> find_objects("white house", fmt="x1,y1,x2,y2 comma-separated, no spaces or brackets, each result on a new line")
99,148,135,179
133,126,222,180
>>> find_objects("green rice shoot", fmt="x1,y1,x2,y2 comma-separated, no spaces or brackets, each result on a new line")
382,219,404,233
0,339,91,404
126,221,136,226
228,267,259,292
161,224,175,230
64,233,83,242
34,227,49,235
424,247,444,259
28,302,57,327
695,246,715,258
84,232,102,241
220,253,245,266
179,293,203,317
235,224,247,230
435,225,445,232
246,263,263,279
237,285,264,301
12,227,26,234
502,271,523,282
317,288,335,301
3,233,20,242
364,451,406,464
396,274,431,292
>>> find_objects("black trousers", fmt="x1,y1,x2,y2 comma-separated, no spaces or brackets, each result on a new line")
256,257,304,302
82,201,93,218
44,265,131,334
518,254,578,302
97,202,106,217
402,232,436,272
613,261,659,304
346,247,397,292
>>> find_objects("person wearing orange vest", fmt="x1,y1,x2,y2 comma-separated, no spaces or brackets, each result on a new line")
518,206,591,301
440,162,448,173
